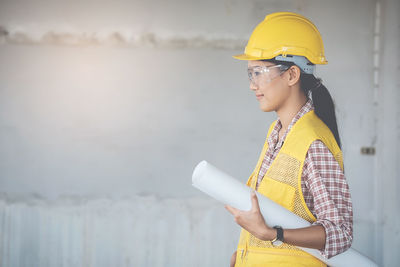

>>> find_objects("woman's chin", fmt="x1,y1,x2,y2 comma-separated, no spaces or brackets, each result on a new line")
259,103,274,112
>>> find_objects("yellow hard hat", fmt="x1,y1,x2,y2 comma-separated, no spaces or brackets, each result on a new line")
233,12,328,65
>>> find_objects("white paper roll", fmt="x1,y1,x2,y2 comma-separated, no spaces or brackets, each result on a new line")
192,160,378,267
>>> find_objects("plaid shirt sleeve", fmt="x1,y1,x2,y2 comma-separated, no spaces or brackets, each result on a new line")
301,140,353,259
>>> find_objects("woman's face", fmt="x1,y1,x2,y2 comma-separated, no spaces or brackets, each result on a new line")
247,60,290,112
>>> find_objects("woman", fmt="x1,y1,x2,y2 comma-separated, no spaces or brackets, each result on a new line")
224,12,353,267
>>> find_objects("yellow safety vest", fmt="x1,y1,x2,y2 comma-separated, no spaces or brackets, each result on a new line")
235,110,343,267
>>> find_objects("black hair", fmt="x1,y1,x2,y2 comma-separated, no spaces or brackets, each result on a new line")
263,59,342,149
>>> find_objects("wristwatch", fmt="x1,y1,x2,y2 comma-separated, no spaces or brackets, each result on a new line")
271,225,284,246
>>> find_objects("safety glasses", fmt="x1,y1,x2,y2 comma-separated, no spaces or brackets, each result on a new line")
247,64,289,86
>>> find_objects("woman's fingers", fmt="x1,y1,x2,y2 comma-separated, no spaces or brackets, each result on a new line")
250,190,261,212
224,204,240,216
225,191,260,216
224,191,270,240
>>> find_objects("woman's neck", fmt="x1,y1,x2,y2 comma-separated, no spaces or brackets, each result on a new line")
276,93,308,132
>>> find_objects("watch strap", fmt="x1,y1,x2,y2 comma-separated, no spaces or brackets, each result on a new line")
273,225,284,242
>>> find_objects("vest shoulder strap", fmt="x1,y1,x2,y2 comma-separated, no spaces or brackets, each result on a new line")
280,111,342,168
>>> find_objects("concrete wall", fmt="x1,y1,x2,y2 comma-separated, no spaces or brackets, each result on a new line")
377,0,400,265
0,0,398,266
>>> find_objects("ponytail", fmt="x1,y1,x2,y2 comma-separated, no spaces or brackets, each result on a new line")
300,74,342,149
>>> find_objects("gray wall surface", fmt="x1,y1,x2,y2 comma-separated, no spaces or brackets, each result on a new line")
0,0,399,266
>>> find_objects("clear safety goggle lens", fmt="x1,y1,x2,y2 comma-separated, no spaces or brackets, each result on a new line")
247,64,289,85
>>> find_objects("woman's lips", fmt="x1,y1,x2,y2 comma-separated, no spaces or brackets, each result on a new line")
256,94,264,100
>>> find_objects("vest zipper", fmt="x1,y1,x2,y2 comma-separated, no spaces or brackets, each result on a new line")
241,243,249,262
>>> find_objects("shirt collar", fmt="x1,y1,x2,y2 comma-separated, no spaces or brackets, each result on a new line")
268,98,314,149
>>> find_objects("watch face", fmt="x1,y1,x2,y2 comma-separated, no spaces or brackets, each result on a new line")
272,239,283,247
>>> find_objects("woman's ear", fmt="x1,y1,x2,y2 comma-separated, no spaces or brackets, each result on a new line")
287,65,301,86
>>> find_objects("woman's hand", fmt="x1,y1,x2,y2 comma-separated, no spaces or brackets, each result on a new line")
225,191,275,241
225,191,327,250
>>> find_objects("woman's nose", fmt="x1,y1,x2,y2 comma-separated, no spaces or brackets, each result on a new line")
250,81,258,91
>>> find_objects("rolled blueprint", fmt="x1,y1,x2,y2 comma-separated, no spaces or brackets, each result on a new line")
192,160,378,267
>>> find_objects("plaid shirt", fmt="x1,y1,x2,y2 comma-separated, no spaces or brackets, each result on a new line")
256,99,353,259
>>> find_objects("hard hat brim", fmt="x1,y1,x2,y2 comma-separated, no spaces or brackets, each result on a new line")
233,53,328,65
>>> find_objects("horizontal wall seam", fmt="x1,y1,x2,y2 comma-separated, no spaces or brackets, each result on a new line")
0,26,246,49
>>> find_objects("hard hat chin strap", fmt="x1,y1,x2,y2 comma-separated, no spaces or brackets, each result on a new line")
274,55,315,74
